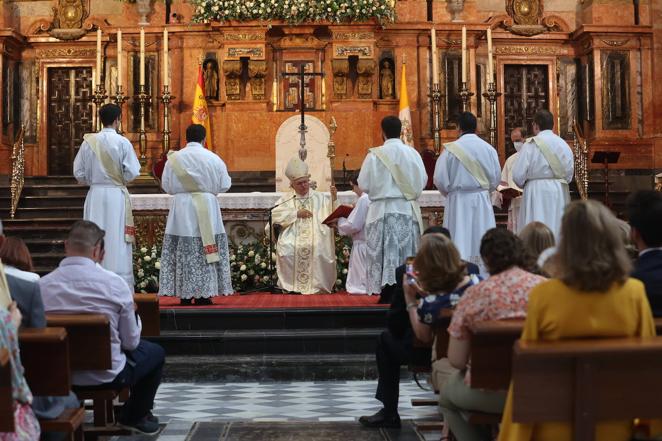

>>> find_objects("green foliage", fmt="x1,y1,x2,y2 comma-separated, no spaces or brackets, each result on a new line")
191,0,396,25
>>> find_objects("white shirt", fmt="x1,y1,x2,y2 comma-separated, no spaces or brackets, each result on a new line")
338,193,370,242
512,130,574,188
73,128,140,186
4,265,40,283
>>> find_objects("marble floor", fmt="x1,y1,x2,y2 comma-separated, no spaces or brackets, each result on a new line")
116,380,442,441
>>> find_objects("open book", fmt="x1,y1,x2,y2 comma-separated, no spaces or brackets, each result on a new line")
0,260,11,309
322,205,354,226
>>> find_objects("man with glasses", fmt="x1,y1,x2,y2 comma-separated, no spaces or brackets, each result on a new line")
39,220,165,435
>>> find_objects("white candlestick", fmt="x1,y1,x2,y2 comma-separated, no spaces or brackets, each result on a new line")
431,28,439,85
461,26,467,83
96,29,102,85
163,29,169,87
487,27,493,83
117,30,122,89
140,28,145,86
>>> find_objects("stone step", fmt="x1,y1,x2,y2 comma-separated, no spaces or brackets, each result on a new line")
151,328,382,356
160,354,379,382
160,306,388,331
0,206,84,219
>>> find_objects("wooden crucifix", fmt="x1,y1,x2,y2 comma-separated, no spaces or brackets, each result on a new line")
282,64,324,162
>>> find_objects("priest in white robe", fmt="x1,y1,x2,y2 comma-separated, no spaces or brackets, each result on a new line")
358,116,427,294
513,109,574,239
272,158,336,294
434,112,501,271
73,103,140,288
335,173,370,294
158,124,233,305
498,127,525,232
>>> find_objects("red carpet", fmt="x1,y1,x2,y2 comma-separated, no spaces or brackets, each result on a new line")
158,292,387,309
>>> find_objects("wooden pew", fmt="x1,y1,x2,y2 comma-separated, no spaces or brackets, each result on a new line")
45,314,130,438
134,293,160,337
0,348,13,433
512,337,662,441
19,328,85,441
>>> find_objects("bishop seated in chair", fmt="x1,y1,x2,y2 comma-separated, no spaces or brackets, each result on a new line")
271,158,337,294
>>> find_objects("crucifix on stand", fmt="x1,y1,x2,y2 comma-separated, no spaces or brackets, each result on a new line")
282,64,324,162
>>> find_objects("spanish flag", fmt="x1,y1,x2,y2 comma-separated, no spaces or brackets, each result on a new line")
192,64,212,149
398,60,413,146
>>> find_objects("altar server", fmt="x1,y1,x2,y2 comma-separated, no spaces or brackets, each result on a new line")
158,124,233,305
513,109,574,239
272,158,336,294
336,173,370,294
73,103,140,288
434,112,501,272
498,127,525,232
358,116,427,294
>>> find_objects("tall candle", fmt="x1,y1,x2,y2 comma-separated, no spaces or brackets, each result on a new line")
321,71,326,110
117,30,122,89
431,28,439,85
487,27,493,83
461,26,467,83
272,63,278,112
96,28,102,85
139,27,145,85
163,29,169,87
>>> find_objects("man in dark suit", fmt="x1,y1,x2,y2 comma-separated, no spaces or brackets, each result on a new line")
628,191,662,316
361,226,480,428
7,274,46,328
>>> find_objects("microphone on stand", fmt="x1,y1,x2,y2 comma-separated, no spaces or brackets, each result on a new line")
342,154,349,187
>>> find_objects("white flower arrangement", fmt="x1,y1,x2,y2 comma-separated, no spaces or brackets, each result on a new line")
191,0,396,24
134,245,161,293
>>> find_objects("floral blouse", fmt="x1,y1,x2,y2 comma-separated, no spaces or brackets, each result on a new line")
417,274,483,326
448,266,546,340
0,309,31,404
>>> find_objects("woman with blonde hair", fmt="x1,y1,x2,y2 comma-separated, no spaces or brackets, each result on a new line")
498,200,655,441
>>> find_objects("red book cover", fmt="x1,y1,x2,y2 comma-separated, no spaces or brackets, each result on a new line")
322,205,354,226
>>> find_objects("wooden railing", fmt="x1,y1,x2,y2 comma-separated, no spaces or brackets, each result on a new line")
9,124,25,218
572,119,589,200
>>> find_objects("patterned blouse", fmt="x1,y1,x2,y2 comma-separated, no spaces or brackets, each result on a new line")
448,266,546,340
0,309,31,404
417,274,482,326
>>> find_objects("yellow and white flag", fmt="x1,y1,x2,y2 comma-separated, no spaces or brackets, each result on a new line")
192,64,212,149
399,61,413,146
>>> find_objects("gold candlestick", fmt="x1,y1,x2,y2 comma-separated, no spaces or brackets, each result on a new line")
160,85,175,154
459,81,474,113
92,84,108,131
430,83,444,156
112,85,128,135
482,82,501,148
135,84,151,175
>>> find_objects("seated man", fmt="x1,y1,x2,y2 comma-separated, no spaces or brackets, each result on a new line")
627,190,662,316
39,220,165,435
271,158,336,294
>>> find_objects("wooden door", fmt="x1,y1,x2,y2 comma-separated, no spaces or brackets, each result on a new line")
503,65,549,157
47,67,93,175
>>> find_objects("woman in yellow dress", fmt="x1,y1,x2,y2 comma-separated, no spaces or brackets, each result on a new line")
497,199,656,441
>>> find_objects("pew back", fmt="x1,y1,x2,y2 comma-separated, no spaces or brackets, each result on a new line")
19,327,70,396
45,314,111,371
0,348,13,432
512,337,662,441
134,293,160,337
470,320,524,390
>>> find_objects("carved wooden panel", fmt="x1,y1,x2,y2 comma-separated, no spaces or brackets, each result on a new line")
47,67,93,175
283,61,316,111
443,52,462,129
601,50,630,130
503,64,549,157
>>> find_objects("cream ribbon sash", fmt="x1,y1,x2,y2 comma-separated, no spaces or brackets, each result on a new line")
529,135,571,197
443,142,490,191
167,151,220,264
83,134,135,243
369,147,424,234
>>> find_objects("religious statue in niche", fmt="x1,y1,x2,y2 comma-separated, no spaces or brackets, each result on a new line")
380,59,395,99
283,61,315,111
203,59,219,100
357,60,375,99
